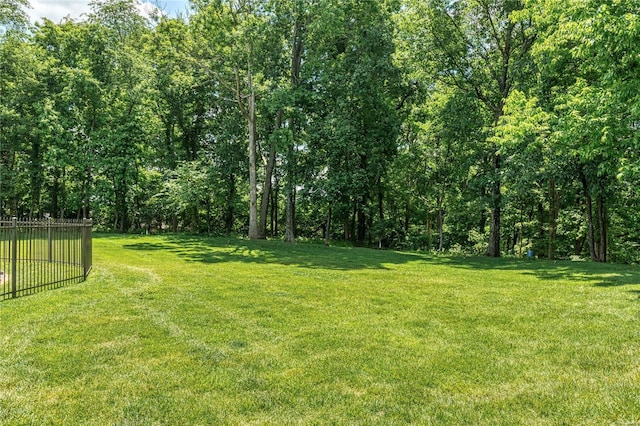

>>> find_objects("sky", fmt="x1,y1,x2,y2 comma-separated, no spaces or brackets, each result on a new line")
26,0,191,24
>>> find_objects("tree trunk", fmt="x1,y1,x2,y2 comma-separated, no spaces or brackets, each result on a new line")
517,209,524,257
357,201,366,246
258,109,282,239
486,152,501,257
191,205,199,232
51,170,60,218
404,198,410,234
437,193,444,252
59,172,67,219
247,64,259,240
580,169,597,261
378,185,384,249
269,178,276,236
273,176,279,236
284,138,296,243
224,173,235,235
351,201,357,243
479,209,487,235
344,204,353,241
596,193,607,262
29,139,42,219
548,178,559,260
82,176,90,220
114,177,128,232
513,216,520,256
284,16,304,244
487,209,501,256
325,203,332,246
285,186,295,243
574,234,586,256
206,198,212,235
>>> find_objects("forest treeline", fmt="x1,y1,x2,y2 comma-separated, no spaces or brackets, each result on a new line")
1,0,639,262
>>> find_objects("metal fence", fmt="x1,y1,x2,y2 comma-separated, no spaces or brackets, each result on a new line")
0,218,92,300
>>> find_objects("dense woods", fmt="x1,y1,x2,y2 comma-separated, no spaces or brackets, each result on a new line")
1,0,639,262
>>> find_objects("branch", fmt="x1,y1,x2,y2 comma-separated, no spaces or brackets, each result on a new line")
234,64,247,115
478,0,505,56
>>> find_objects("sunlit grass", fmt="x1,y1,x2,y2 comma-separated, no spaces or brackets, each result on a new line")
1,234,639,424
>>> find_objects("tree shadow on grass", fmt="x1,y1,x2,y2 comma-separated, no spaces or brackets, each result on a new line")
114,234,640,283
119,235,424,271
438,255,640,287
120,242,167,251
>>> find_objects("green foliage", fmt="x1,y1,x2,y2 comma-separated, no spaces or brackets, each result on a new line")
0,0,29,34
302,0,402,244
1,0,640,261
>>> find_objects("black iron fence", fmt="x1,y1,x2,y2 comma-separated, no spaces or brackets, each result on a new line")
0,218,92,300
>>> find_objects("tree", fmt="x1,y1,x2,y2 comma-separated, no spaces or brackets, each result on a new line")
517,0,640,262
32,18,107,219
0,25,54,217
492,90,559,258
0,2,32,216
191,0,267,239
304,0,401,245
85,0,154,230
255,0,311,242
401,0,536,256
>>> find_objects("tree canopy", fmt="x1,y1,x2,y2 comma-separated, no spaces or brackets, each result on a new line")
1,0,639,263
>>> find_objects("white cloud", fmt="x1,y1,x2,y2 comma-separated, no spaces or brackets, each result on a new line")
27,0,92,24
26,0,189,24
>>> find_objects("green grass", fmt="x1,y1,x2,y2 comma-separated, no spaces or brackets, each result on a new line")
1,234,640,425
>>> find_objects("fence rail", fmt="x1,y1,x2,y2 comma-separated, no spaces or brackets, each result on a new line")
0,218,92,300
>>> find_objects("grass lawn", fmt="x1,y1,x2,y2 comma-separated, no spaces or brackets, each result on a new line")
1,234,640,425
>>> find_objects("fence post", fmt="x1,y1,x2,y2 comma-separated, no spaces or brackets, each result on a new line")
48,216,52,263
11,217,17,299
82,218,92,280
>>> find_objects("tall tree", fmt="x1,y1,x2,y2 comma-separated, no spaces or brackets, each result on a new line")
401,0,536,256
255,0,311,242
0,18,54,217
517,0,640,262
88,0,154,229
304,0,401,245
191,0,271,239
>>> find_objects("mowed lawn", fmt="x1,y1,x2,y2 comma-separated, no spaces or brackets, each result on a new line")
1,235,639,425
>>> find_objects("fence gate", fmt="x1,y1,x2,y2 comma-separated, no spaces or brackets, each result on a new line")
0,218,92,300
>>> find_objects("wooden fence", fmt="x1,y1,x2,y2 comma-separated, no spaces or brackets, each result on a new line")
0,218,92,300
